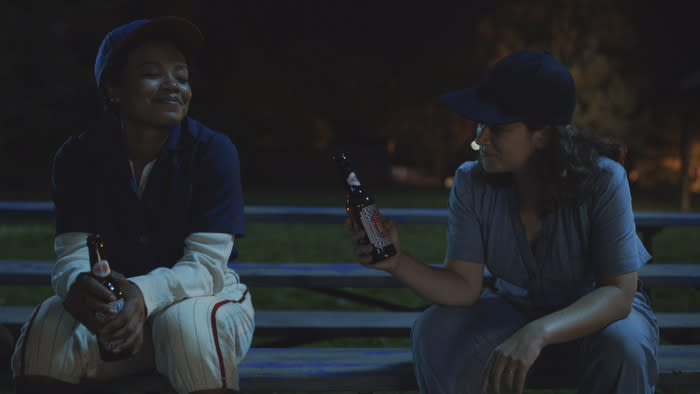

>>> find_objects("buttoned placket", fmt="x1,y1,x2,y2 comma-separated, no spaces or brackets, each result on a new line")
506,186,555,312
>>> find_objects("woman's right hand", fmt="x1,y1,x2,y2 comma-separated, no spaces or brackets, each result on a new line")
347,216,402,273
63,272,118,334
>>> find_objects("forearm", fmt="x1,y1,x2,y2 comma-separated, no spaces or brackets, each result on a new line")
130,232,233,318
391,251,481,306
529,285,632,347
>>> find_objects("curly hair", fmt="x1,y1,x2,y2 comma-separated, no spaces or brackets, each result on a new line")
478,122,622,215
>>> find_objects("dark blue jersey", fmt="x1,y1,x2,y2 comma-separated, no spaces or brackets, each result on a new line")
51,116,245,277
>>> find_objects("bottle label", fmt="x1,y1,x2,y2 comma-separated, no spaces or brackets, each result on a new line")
95,298,124,323
92,259,111,278
360,204,393,248
99,337,119,353
346,172,361,186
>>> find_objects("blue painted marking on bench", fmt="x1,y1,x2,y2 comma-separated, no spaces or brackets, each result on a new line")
635,212,700,227
0,201,55,219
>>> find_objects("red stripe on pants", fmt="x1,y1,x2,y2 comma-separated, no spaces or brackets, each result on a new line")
210,289,249,389
20,301,45,376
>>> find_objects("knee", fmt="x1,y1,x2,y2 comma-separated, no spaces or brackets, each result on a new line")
411,305,448,357
154,299,254,363
152,298,254,393
411,305,478,363
12,297,84,381
586,328,653,371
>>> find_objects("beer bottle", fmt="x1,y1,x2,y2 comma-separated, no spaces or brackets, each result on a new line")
87,234,128,361
333,153,397,262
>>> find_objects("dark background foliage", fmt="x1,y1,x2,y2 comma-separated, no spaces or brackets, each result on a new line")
2,0,699,204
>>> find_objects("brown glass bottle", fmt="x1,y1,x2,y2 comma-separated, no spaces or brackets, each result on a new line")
333,153,397,262
87,234,129,361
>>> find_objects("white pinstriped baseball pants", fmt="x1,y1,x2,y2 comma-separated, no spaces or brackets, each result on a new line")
11,278,254,393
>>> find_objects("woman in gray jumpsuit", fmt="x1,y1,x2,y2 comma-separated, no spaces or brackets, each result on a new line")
348,50,658,393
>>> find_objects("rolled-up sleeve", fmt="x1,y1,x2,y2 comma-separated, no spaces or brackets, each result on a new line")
590,162,651,277
446,165,484,264
129,232,234,319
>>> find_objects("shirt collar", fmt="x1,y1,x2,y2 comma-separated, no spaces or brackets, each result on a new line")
165,119,184,151
92,116,193,163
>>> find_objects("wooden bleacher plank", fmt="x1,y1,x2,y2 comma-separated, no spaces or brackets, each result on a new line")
2,306,700,339
658,312,700,329
240,347,416,391
255,310,419,336
234,262,402,288
3,200,700,227
87,346,700,391
2,345,698,391
635,212,700,228
0,305,34,326
253,311,700,335
215,345,700,390
0,201,54,219
0,260,53,285
658,345,700,386
639,263,700,288
3,260,700,288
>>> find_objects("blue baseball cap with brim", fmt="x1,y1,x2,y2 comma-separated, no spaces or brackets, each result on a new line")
94,16,204,88
441,50,576,125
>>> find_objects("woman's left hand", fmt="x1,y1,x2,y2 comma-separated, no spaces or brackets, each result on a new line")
98,272,147,355
480,323,545,394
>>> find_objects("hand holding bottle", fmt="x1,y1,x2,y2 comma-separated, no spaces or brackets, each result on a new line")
98,273,146,356
333,153,397,263
347,216,402,273
63,272,119,334
85,234,130,360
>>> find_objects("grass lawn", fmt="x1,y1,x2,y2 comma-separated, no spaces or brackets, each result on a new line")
1,186,699,393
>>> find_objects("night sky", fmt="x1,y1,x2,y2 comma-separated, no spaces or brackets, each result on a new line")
2,0,699,197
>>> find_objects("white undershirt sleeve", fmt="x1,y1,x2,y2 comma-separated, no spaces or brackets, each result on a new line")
52,231,233,321
53,232,92,300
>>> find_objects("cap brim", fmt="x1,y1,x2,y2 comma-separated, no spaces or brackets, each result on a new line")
115,16,204,59
440,87,523,124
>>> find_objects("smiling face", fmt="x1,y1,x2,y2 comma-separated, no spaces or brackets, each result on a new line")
107,40,192,129
475,122,549,174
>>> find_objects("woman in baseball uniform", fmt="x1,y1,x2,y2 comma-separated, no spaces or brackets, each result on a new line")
12,17,254,394
348,50,658,393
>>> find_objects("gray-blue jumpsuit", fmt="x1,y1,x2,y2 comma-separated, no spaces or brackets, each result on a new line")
411,158,659,393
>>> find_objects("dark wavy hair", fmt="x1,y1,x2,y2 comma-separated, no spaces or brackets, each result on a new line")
478,121,622,215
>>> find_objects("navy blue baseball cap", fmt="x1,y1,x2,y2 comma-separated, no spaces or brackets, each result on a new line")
441,50,576,124
94,16,204,88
